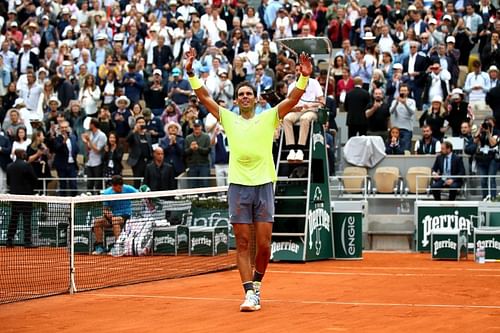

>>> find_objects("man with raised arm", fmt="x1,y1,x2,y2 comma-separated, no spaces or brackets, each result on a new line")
184,47,312,312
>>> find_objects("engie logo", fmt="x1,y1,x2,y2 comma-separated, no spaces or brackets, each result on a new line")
340,216,356,256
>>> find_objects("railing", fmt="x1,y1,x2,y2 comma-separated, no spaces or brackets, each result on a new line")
415,175,500,201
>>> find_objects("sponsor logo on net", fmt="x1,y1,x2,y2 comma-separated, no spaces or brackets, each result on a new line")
270,240,300,259
433,238,457,255
476,238,500,250
421,211,472,248
75,235,89,245
341,216,356,256
178,233,188,244
191,236,212,250
215,232,228,247
154,235,176,250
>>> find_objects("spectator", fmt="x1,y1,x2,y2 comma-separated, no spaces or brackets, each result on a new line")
215,68,234,109
19,71,43,121
464,60,491,114
122,62,144,105
112,96,132,143
144,69,168,116
446,88,470,137
159,121,185,182
143,109,165,145
143,146,176,191
184,119,211,188
17,39,39,75
127,116,153,189
27,130,51,194
415,125,442,155
488,65,499,88
102,132,124,179
0,129,12,193
403,41,429,110
78,74,101,117
431,141,465,201
152,35,174,78
82,118,107,193
10,127,31,161
167,67,191,110
419,96,447,141
486,79,500,128
474,117,499,199
385,127,404,155
350,48,373,90
161,100,183,126
284,69,324,161
52,121,79,196
422,63,450,108
366,88,390,142
390,84,416,152
6,149,38,248
461,121,477,174
344,77,371,139
92,175,138,255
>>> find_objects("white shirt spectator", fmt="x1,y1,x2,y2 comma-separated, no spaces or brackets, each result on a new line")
287,78,324,107
464,71,491,102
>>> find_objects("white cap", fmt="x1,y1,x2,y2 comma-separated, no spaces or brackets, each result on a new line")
96,33,107,40
446,35,455,43
10,22,18,27
153,69,162,76
408,5,417,11
62,7,70,14
363,31,376,40
70,15,77,21
62,60,73,67
428,18,437,25
22,39,32,46
393,63,403,70
451,88,464,95
443,14,452,21
488,65,499,73
431,96,443,103
42,15,49,20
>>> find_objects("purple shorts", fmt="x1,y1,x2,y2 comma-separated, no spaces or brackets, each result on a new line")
228,183,274,224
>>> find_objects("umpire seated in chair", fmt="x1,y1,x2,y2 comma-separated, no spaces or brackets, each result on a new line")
430,141,465,201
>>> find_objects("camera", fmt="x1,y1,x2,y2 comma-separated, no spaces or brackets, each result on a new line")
481,121,492,131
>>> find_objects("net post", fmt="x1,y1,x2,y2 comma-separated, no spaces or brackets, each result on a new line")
69,200,77,294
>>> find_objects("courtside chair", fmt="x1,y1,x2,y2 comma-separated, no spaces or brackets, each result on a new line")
341,167,369,194
405,166,432,194
373,166,402,194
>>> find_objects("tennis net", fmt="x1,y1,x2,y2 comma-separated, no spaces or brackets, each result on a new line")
0,186,235,304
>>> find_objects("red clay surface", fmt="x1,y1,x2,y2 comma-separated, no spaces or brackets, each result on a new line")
2,252,500,332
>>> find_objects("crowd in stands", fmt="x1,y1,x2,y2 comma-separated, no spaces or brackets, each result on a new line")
0,0,498,198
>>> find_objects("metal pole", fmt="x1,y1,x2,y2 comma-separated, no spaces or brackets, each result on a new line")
69,200,77,294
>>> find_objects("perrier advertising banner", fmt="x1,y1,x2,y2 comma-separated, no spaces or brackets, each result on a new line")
416,202,479,252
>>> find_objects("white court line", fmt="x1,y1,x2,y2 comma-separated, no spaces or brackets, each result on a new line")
278,265,500,273
86,293,500,310
266,269,500,278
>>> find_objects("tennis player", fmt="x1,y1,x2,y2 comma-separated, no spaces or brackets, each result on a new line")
184,48,312,311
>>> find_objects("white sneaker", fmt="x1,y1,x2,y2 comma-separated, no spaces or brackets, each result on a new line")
253,281,261,298
286,149,296,161
295,149,304,162
240,290,261,312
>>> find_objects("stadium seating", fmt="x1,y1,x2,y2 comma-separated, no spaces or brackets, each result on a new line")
373,167,401,194
341,167,368,194
406,167,432,194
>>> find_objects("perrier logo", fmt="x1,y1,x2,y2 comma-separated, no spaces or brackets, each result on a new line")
421,210,472,248
191,236,212,250
308,187,330,255
433,238,457,255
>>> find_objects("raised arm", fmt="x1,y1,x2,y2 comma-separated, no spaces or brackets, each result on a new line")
277,52,313,119
184,48,220,121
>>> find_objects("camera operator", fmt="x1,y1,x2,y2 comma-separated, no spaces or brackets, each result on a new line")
126,116,153,189
474,117,499,199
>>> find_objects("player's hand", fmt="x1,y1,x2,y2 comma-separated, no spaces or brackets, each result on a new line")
185,47,196,74
298,52,313,77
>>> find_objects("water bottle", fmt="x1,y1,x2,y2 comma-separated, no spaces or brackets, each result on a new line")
476,244,486,264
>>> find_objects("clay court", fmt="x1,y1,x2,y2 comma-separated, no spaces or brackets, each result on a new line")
1,252,500,332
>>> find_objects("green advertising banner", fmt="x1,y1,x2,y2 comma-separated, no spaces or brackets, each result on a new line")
474,228,500,260
416,204,478,252
431,230,467,260
189,208,234,249
332,212,363,259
